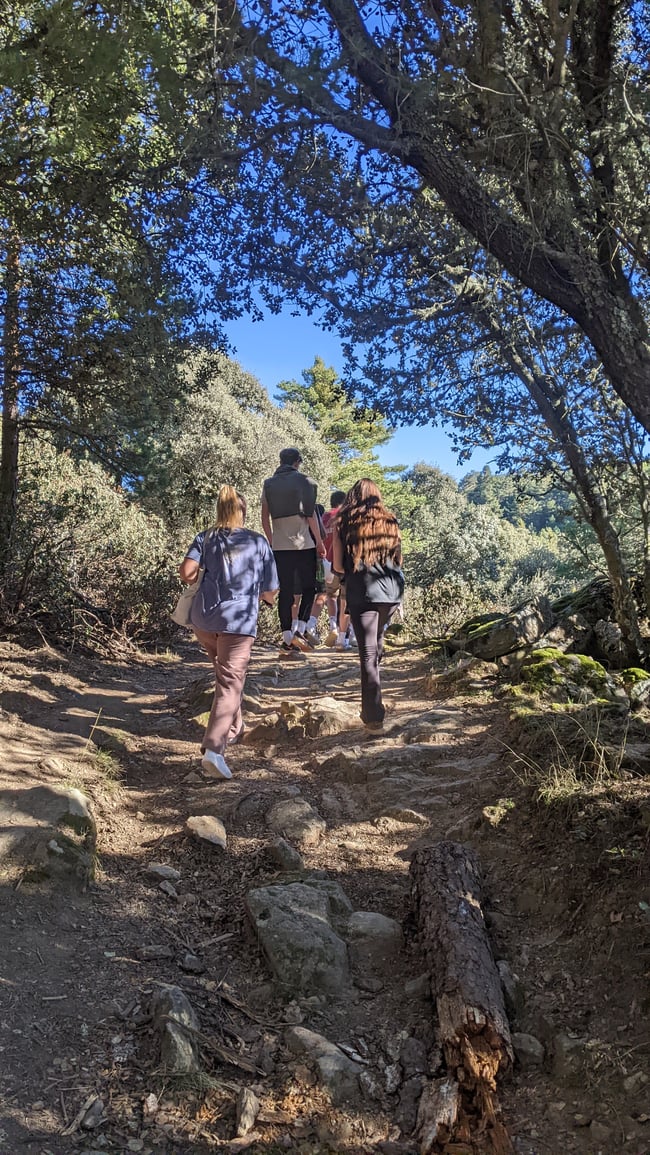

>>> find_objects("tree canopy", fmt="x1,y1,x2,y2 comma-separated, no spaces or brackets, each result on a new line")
202,0,650,431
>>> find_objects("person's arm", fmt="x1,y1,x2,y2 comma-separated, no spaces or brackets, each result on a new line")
332,522,345,575
179,533,202,583
307,511,326,557
261,492,273,546
179,557,200,584
260,542,279,604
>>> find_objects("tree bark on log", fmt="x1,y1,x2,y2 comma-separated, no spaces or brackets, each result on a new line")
410,842,514,1155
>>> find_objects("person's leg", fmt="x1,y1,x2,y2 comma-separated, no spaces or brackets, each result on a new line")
291,593,300,636
349,605,393,724
307,591,326,639
295,548,317,625
203,633,255,755
273,551,295,643
337,588,350,649
192,625,219,673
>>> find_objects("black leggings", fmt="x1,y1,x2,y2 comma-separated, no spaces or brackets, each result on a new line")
348,603,397,723
274,549,317,632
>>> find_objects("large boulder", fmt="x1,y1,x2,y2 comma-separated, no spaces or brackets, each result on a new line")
448,598,555,660
246,880,353,996
0,783,96,886
518,647,626,705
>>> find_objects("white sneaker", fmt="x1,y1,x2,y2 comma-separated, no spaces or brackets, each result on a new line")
201,750,232,779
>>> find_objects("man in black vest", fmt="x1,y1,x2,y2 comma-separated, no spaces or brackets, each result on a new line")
261,448,326,656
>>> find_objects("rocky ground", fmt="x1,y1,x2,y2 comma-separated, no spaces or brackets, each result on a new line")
0,633,649,1155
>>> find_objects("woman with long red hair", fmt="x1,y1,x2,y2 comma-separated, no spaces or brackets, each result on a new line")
332,479,404,732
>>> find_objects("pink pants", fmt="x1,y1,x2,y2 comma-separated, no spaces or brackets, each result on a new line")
192,628,255,754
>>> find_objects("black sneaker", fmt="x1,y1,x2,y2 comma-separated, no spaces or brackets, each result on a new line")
304,629,322,647
279,641,304,659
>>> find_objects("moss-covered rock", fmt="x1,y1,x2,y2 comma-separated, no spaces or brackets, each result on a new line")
448,598,554,660
518,647,625,706
620,667,650,686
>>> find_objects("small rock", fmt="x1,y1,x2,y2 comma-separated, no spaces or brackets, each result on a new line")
512,1032,545,1067
282,1001,303,1024
552,1033,587,1080
138,945,174,961
185,815,227,849
268,836,304,872
382,807,429,825
589,1120,612,1144
127,1141,144,1153
354,974,384,994
404,974,430,1000
345,910,402,971
147,862,181,882
81,1098,104,1130
151,985,201,1073
285,1025,362,1103
395,1074,426,1134
179,953,205,975
573,1113,590,1127
159,880,178,898
497,959,524,1020
623,1071,648,1093
142,1092,158,1117
40,756,65,773
183,771,203,784
236,1087,261,1137
385,1062,401,1094
266,798,326,849
400,1036,428,1078
360,1069,383,1100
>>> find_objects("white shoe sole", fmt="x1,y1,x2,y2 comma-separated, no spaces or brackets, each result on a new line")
201,753,232,779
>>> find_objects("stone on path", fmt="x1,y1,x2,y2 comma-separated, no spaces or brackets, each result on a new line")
345,910,403,972
266,797,325,848
0,783,96,884
285,1025,362,1103
512,1032,545,1067
146,862,181,881
185,814,227,849
236,1087,261,1136
303,696,361,738
246,880,352,996
268,836,304,872
151,985,201,1073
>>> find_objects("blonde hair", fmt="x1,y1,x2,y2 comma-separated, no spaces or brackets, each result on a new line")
215,485,246,529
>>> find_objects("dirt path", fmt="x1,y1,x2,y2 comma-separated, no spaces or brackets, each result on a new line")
0,637,648,1154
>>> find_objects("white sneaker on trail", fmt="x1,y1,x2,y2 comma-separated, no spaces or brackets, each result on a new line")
201,750,232,779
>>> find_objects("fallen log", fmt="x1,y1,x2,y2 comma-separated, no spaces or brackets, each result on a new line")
416,1077,462,1151
410,842,514,1155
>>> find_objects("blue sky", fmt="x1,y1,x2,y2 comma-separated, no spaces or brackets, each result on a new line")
225,306,496,480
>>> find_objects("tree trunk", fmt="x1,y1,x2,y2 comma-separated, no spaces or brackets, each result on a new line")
410,842,514,1155
0,235,20,576
476,303,646,664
